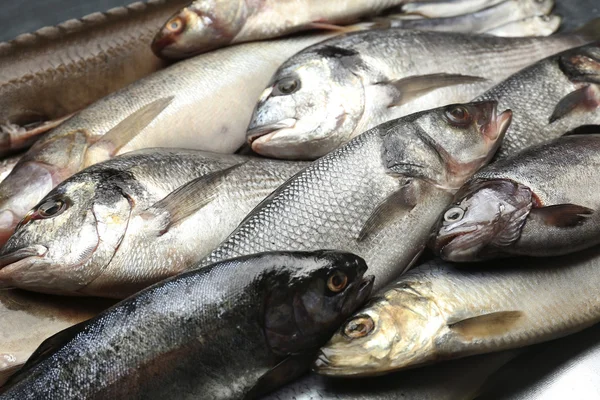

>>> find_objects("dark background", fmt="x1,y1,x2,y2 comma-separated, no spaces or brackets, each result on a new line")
0,0,598,43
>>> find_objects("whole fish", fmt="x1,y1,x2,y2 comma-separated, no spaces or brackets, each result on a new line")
401,0,505,18
0,251,374,399
246,23,599,159
0,149,307,299
486,15,562,37
387,0,555,34
264,352,516,400
200,101,511,291
479,323,600,400
315,245,600,376
0,0,189,156
474,42,600,159
0,32,333,248
0,289,113,387
432,135,600,262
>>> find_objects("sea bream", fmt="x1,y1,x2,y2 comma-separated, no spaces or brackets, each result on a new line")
0,0,189,156
0,31,335,247
0,149,307,299
432,135,600,262
0,251,373,399
200,101,511,291
315,245,600,376
246,21,600,160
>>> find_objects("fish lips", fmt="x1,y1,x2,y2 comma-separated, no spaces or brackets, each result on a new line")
432,227,480,261
246,118,298,147
0,244,47,269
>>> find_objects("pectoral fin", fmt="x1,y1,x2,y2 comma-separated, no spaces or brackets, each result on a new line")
529,204,594,228
549,85,600,123
245,353,314,399
358,180,419,242
85,96,174,165
382,74,488,108
149,163,245,234
303,22,359,32
449,311,523,340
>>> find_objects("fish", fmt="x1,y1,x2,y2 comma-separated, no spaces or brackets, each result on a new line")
474,41,600,159
245,22,599,159
0,32,334,248
401,0,506,18
0,149,307,299
0,0,190,156
315,245,600,377
0,289,113,387
432,135,600,262
264,351,517,400
0,251,374,399
385,0,555,34
479,323,600,400
486,15,563,37
200,101,511,292
0,155,20,185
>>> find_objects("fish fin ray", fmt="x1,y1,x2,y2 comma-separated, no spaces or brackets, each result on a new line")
449,311,523,340
549,85,600,123
245,353,314,399
149,163,245,233
529,204,594,228
382,74,488,108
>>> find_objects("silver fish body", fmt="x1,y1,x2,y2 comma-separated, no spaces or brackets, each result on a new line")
316,245,600,376
0,149,307,298
0,32,332,248
246,26,595,159
0,251,373,399
433,135,600,261
475,42,600,159
486,15,562,37
401,0,505,18
201,101,511,292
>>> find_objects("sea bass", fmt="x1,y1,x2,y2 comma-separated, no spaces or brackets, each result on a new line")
0,251,373,399
0,32,333,247
0,0,189,156
0,149,307,299
315,246,600,376
0,289,113,387
474,41,600,159
246,23,598,159
432,135,600,261
200,101,511,291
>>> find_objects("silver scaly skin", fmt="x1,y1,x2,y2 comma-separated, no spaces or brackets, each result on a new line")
0,149,307,299
201,101,511,291
246,26,596,159
433,135,600,261
486,15,562,37
315,245,600,376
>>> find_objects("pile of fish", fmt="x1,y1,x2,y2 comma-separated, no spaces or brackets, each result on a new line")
0,0,599,398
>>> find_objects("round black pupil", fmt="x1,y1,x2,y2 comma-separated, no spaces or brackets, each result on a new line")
332,275,343,287
452,108,465,119
280,80,296,93
351,323,366,333
41,202,61,215
449,212,460,220
171,21,179,29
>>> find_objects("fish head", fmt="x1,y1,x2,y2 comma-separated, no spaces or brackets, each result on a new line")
0,170,134,295
432,179,534,262
530,15,562,36
247,51,366,160
382,101,511,189
264,250,374,355
314,287,443,376
152,0,248,59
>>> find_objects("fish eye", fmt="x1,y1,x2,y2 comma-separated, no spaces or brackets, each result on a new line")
37,197,68,219
166,17,184,33
443,207,465,223
273,78,300,96
343,315,374,339
445,105,473,127
327,270,348,293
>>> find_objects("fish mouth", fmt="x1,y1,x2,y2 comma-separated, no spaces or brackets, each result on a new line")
247,118,297,145
314,349,331,369
0,245,47,268
433,228,476,257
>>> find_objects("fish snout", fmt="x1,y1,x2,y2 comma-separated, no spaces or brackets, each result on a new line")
0,244,47,268
480,101,512,143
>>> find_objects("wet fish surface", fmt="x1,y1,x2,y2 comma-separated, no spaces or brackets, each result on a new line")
401,0,505,18
246,24,598,159
0,251,373,399
0,149,307,298
432,135,600,261
200,101,511,291
486,15,562,37
0,32,333,247
315,245,600,376
0,289,113,387
475,41,600,159
0,0,189,155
